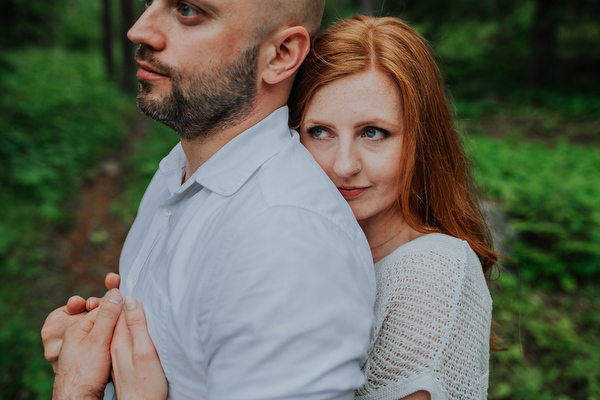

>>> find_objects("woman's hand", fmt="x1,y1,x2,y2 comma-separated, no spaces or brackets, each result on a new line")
84,273,122,312
110,296,168,400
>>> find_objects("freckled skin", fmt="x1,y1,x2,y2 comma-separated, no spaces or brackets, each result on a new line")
300,69,421,261
300,69,404,227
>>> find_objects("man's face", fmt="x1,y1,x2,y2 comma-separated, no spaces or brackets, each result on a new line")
128,0,262,140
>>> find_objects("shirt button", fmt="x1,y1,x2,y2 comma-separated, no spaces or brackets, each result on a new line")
130,271,139,286
163,205,174,216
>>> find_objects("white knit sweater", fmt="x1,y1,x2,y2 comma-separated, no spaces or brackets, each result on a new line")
355,233,492,400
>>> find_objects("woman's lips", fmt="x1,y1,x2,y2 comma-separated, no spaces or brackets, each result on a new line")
338,187,368,200
136,62,168,81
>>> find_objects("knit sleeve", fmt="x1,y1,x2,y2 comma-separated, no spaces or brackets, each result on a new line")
355,235,492,400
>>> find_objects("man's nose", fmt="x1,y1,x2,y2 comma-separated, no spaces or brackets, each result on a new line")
127,3,166,52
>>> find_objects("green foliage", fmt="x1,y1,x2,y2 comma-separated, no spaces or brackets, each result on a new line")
111,122,179,225
322,0,360,24
490,275,600,399
54,0,102,50
0,321,54,400
467,133,600,285
0,0,53,48
0,0,103,50
457,93,599,399
0,49,129,399
0,49,128,252
456,91,600,120
433,0,534,88
559,21,600,60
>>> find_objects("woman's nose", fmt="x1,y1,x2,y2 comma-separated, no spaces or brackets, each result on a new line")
332,143,361,179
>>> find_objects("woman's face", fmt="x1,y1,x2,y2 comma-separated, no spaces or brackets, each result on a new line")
299,69,404,228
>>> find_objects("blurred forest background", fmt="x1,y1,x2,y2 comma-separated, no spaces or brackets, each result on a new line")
0,0,599,398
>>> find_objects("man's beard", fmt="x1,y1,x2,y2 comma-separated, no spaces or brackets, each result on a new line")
135,45,259,141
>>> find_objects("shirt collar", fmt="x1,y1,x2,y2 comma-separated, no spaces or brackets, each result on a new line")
159,106,293,197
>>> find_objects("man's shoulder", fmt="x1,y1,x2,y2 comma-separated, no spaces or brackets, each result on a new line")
253,134,357,231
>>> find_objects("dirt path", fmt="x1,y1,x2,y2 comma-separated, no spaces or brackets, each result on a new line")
55,113,150,298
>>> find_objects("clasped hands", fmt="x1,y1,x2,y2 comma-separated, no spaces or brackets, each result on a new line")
41,273,167,400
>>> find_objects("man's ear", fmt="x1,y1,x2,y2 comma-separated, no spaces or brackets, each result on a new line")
261,26,310,85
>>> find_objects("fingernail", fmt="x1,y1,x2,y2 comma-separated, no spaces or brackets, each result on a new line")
125,296,137,311
107,289,121,304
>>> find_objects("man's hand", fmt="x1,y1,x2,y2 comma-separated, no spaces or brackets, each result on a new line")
52,289,123,400
42,273,121,373
42,296,89,373
111,296,168,400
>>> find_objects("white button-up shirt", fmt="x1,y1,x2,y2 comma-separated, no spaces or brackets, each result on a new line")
111,107,375,400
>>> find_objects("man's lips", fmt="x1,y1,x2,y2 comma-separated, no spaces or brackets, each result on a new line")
136,61,169,81
337,187,368,200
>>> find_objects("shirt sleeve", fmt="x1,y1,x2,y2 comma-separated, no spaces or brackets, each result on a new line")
205,206,375,400
356,239,492,400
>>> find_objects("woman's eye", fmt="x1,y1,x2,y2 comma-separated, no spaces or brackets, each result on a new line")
364,128,386,139
144,0,153,7
310,127,329,139
180,4,199,16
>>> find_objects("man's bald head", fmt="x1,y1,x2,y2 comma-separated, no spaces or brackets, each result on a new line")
251,0,325,42
288,0,326,38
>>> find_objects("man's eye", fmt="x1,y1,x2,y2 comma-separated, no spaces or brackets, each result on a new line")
180,4,199,16
144,0,153,7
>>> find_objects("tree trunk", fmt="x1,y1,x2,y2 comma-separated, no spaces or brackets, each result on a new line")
528,0,559,85
120,0,136,93
101,0,114,79
359,0,378,15
41,0,55,47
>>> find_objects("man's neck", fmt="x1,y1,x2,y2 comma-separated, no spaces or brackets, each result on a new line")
180,101,280,183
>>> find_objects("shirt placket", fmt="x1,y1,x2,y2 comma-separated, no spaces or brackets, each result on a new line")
127,200,177,293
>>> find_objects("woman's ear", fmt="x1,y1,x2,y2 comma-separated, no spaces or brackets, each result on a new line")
261,26,310,85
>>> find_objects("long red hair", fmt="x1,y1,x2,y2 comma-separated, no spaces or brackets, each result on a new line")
289,15,503,349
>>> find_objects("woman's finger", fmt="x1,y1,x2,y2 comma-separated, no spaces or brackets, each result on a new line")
105,272,121,291
123,296,157,358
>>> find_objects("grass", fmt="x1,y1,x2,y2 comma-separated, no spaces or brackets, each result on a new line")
462,115,600,287
490,274,600,399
